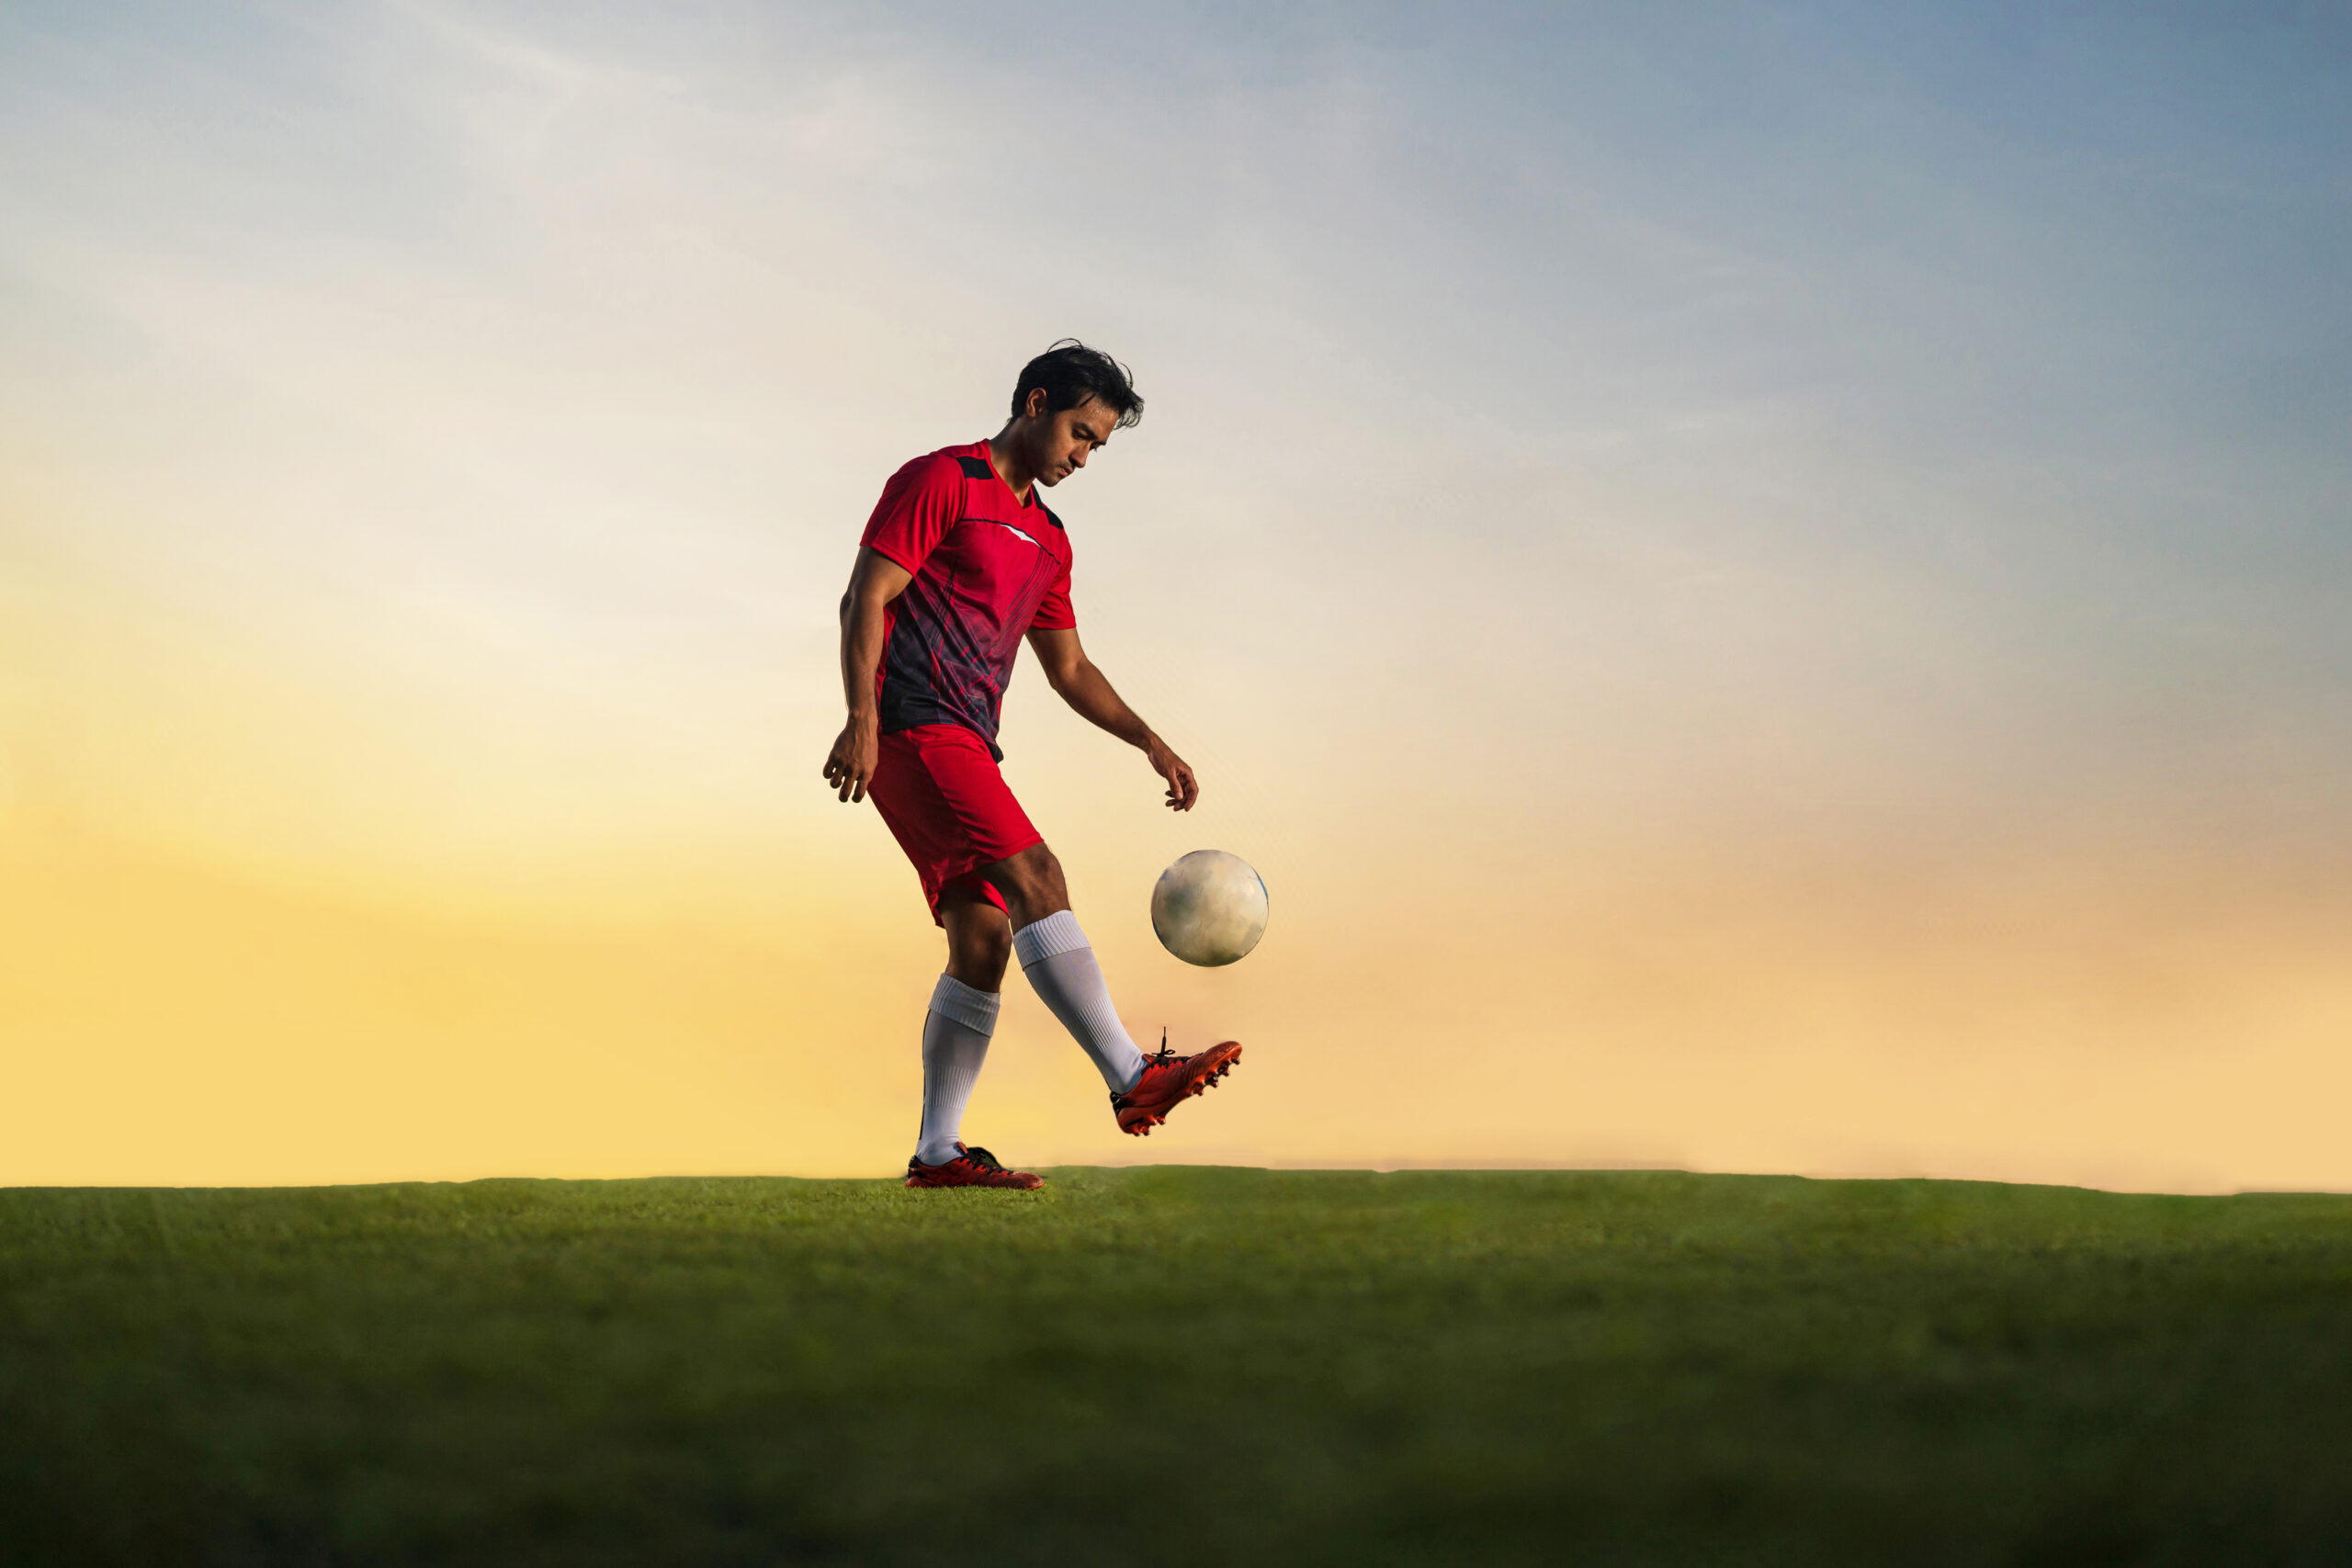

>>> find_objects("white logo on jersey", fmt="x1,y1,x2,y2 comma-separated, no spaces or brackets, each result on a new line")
996,522,1041,548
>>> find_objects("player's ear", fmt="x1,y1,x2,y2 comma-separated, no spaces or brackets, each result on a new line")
1023,386,1050,421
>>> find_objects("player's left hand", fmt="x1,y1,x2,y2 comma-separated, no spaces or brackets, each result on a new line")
1146,736,1198,811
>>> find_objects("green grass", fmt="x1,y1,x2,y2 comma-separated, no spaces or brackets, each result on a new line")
5,1169,2352,1566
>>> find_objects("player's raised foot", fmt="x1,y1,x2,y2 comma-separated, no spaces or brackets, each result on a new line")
1112,1034,1243,1136
904,1143,1045,1190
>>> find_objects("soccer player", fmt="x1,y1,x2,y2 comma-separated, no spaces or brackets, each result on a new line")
823,342,1243,1191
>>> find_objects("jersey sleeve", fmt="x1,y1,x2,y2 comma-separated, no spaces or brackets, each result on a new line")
858,455,962,576
1030,554,1076,631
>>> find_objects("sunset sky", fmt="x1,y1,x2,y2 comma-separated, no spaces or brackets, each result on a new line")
6,2,2349,1190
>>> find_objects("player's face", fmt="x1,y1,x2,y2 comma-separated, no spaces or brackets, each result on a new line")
1030,395,1118,487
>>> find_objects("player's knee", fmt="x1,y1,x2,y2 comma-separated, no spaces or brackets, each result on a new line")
972,919,1013,973
947,919,1012,987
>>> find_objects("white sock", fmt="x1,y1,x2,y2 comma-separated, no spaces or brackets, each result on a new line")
1012,909,1148,1095
916,975,998,1166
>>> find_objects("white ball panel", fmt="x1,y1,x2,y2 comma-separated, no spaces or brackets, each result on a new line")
1150,850,1269,967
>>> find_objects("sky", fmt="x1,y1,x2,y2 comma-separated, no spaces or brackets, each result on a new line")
4,1,2349,1189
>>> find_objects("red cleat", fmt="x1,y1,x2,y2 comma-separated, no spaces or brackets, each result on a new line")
904,1144,1045,1190
1112,1033,1243,1136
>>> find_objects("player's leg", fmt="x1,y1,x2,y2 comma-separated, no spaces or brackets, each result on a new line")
915,887,1009,1164
986,843,1148,1095
864,729,1041,1189
988,843,1243,1135
904,885,1042,1189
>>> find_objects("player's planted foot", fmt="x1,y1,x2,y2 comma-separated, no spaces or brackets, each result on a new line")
904,1143,1045,1190
1112,1032,1242,1136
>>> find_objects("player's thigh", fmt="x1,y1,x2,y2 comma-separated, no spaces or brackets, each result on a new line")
979,841,1066,908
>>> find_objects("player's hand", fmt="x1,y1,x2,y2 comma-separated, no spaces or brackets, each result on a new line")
1146,735,1198,812
823,716,879,803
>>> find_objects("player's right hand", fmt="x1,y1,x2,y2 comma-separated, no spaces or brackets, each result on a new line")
823,718,879,803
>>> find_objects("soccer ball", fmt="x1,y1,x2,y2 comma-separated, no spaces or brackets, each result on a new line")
1150,851,1269,967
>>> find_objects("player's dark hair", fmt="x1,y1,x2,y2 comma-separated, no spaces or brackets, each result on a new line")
1011,339,1144,429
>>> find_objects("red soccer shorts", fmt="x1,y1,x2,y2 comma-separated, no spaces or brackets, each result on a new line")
865,723,1044,925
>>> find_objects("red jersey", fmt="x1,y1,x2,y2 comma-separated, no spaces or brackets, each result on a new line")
859,441,1076,760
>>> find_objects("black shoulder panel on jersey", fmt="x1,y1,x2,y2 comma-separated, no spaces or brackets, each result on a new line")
956,456,995,481
1038,502,1066,530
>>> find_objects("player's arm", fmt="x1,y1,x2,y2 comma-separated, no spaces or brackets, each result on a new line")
1025,626,1198,812
824,547,914,803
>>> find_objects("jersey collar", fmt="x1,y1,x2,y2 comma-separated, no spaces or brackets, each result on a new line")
975,439,1042,509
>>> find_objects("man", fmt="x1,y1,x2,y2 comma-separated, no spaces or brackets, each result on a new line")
823,341,1242,1191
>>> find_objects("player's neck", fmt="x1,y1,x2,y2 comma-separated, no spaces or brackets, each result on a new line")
985,430,1038,502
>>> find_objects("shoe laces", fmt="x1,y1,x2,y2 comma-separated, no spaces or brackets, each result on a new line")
1108,1032,1177,1109
956,1144,1009,1172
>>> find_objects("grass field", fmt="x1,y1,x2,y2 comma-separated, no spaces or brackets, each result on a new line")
5,1168,2352,1566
